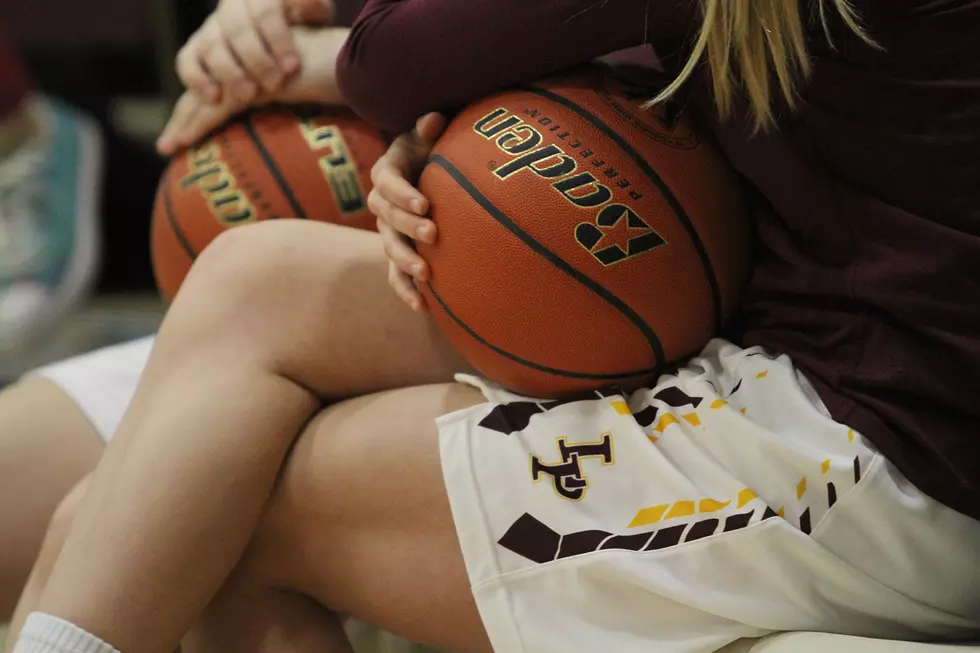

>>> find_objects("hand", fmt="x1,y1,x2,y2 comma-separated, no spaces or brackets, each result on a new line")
159,26,349,155
368,113,447,312
156,91,243,156
176,0,336,104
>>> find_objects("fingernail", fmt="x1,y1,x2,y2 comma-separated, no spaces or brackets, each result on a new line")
157,137,173,153
410,198,424,214
411,263,423,277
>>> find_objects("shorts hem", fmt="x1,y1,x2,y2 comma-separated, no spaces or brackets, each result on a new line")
438,407,528,653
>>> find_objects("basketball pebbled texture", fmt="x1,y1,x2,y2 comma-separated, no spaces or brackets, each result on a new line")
417,65,750,398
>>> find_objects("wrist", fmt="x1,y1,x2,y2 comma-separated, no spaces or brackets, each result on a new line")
276,26,350,106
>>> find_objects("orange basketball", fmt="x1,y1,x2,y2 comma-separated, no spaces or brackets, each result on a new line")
416,65,750,398
151,105,387,301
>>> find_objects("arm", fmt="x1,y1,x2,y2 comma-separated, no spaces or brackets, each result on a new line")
277,25,350,105
336,0,693,132
159,26,349,154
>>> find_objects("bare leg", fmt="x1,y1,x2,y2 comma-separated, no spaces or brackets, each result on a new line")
33,222,470,652
213,384,490,653
185,573,354,653
4,478,89,653
13,385,490,653
0,379,101,618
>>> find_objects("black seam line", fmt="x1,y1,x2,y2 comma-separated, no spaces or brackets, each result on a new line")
162,167,198,261
426,280,657,380
517,84,721,332
427,153,665,368
242,115,307,219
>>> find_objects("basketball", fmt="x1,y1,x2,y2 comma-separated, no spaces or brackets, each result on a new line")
416,65,750,398
151,105,387,301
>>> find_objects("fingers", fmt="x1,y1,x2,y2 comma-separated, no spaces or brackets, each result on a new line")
176,0,298,105
157,92,245,156
204,36,259,102
369,114,448,308
371,155,429,216
218,6,283,95
378,220,428,312
370,193,432,274
178,17,255,103
247,0,300,74
176,34,220,103
157,93,199,154
415,112,448,144
387,260,427,313
368,112,449,244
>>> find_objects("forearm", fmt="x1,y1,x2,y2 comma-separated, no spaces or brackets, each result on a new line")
337,0,693,132
276,25,351,106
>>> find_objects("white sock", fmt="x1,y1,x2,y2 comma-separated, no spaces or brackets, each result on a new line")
12,613,120,653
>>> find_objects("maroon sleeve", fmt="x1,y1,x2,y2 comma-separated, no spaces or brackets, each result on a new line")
336,0,694,132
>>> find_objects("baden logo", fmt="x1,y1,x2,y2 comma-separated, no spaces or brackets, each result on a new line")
180,143,255,226
473,108,667,266
299,121,366,216
531,433,615,501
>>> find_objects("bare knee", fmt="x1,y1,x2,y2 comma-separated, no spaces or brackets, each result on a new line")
161,221,381,369
185,220,377,310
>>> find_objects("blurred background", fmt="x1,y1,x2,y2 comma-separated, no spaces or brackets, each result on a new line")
0,0,213,383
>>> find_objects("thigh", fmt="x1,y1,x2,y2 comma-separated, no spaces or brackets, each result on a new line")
240,383,491,653
0,378,102,617
172,222,471,399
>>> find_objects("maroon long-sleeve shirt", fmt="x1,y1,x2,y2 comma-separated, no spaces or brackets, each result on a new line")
337,0,980,520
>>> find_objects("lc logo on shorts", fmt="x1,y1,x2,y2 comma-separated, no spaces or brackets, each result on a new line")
531,434,615,501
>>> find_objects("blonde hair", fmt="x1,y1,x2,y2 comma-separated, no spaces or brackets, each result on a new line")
651,0,878,131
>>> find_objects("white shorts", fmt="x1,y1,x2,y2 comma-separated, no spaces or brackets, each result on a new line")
438,339,980,653
32,336,154,442
29,337,980,652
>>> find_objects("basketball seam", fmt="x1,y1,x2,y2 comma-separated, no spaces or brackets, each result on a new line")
162,166,199,261
425,280,658,380
519,84,723,333
428,153,666,369
242,115,308,220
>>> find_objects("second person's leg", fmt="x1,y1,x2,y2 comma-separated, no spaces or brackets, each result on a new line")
30,221,470,653
0,380,101,618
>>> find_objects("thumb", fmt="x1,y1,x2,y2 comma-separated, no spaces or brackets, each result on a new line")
415,113,448,145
